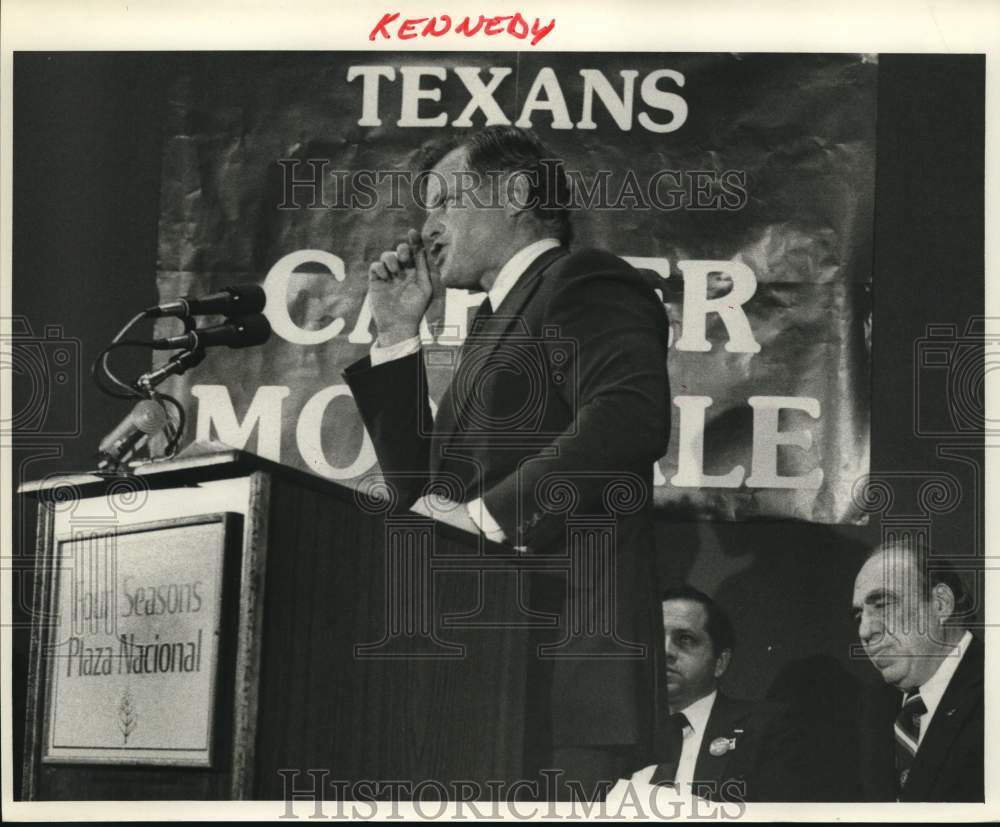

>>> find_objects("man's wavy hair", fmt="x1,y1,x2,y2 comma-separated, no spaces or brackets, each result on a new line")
415,125,573,245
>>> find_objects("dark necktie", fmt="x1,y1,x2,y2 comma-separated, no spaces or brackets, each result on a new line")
894,691,926,793
449,298,496,430
468,297,494,333
458,297,493,361
650,712,691,787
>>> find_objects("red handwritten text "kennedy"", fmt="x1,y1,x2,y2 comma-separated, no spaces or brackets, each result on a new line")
369,13,556,46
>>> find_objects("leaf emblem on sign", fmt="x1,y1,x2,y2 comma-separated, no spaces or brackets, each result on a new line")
118,687,138,744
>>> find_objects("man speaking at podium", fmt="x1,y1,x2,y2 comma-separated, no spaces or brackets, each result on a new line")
344,125,671,797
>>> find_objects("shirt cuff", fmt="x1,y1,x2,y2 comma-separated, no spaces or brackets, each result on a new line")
466,497,507,543
370,335,421,366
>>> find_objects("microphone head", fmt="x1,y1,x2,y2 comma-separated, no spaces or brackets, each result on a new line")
226,284,266,315
229,313,272,348
132,399,170,434
97,399,169,457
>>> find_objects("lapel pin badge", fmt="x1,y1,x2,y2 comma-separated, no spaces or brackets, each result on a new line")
709,737,735,756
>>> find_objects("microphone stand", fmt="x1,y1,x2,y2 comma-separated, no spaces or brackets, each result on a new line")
95,346,206,476
135,346,206,395
134,346,206,464
94,304,266,477
135,312,206,393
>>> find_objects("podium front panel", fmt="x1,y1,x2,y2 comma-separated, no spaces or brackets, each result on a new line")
22,456,532,801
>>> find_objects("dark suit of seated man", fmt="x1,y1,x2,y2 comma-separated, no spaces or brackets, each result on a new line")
610,587,815,803
852,543,983,802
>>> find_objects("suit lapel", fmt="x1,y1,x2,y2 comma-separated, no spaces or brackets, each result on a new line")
693,694,749,794
901,637,983,800
463,245,567,372
432,246,566,475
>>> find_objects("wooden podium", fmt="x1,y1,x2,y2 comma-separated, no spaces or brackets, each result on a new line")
19,450,535,800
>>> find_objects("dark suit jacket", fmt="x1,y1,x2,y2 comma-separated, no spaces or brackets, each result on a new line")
858,634,984,802
654,693,815,803
344,245,671,753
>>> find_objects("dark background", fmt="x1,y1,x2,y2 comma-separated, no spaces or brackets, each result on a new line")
9,53,984,800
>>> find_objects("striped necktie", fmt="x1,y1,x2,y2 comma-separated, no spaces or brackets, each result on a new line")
894,690,926,792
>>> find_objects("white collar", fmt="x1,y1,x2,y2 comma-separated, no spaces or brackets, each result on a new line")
675,689,718,735
487,238,561,311
916,629,973,716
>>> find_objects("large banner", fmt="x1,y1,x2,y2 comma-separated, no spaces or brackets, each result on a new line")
154,52,874,523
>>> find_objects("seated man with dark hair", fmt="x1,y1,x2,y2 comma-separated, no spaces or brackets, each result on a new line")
609,586,815,803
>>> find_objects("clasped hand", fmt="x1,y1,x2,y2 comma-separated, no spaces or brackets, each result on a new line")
411,494,478,535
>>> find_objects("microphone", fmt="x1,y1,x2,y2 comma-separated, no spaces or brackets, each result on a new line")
144,284,266,318
151,314,272,351
97,399,170,470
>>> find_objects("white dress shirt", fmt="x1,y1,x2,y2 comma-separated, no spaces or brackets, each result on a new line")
604,765,694,809
369,237,562,542
612,689,719,801
673,690,718,792
912,629,973,747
